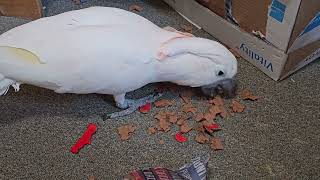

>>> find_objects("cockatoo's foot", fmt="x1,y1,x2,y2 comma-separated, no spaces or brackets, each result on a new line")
103,92,163,120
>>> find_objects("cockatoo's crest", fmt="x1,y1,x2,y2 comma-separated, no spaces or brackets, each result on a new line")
156,37,231,66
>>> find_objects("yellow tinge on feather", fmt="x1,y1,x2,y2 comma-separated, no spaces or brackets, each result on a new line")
0,46,42,64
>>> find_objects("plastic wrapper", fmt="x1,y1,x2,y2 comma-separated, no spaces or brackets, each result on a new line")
124,155,209,180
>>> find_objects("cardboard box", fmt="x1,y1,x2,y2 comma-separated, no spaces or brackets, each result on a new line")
196,0,226,18
163,0,320,81
0,0,43,20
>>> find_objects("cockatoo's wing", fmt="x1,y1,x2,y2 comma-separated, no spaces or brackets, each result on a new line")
0,6,180,66
0,7,185,94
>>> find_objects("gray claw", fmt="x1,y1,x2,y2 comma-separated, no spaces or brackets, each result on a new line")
103,93,163,120
102,114,112,121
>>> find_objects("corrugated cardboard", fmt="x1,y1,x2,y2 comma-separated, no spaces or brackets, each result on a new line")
196,0,226,18
287,1,320,53
0,0,43,20
288,0,320,48
265,0,301,51
163,0,320,81
232,0,272,35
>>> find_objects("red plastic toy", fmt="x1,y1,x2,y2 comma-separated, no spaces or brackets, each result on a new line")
71,123,97,154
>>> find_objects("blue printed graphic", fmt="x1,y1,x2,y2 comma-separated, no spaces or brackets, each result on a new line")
269,0,286,23
300,12,320,36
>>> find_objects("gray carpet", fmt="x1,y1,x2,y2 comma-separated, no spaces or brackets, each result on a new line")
0,0,319,179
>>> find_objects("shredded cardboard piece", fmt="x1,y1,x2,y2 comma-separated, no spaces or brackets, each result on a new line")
203,123,220,133
129,4,143,12
154,111,171,121
182,104,197,114
139,102,151,114
204,105,222,120
219,105,229,118
181,24,193,33
202,119,217,129
231,100,245,113
209,105,221,115
211,137,224,151
177,118,185,126
195,112,205,122
240,89,259,101
88,175,95,180
196,124,206,133
168,114,178,123
180,122,193,133
195,133,209,144
154,112,166,120
118,125,136,140
203,112,216,121
177,114,191,126
175,132,188,143
72,0,81,5
155,99,173,107
148,127,157,135
158,119,171,132
159,140,165,145
71,123,97,154
208,96,224,106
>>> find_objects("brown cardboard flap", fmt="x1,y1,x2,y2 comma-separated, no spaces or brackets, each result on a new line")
266,0,301,52
232,0,272,35
196,0,226,18
281,40,320,79
0,0,43,20
288,0,320,50
163,0,287,81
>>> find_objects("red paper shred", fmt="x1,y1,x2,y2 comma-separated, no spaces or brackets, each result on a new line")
204,123,220,132
175,132,187,143
71,123,97,154
139,102,151,113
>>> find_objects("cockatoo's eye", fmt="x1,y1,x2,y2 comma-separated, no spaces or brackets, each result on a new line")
217,70,224,76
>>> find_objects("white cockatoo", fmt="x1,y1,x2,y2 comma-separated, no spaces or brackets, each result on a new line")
0,6,237,118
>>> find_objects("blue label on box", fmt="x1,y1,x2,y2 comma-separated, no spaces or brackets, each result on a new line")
269,0,286,23
300,12,320,36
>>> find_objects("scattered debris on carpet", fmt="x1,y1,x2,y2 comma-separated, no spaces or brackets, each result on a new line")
118,125,136,140
154,99,174,107
240,89,259,101
116,83,260,152
211,137,224,151
180,24,193,33
231,100,245,113
195,133,209,144
159,140,165,145
175,132,188,143
139,102,152,114
148,127,157,135
88,175,95,180
71,123,97,154
72,0,87,5
124,154,209,180
129,4,143,12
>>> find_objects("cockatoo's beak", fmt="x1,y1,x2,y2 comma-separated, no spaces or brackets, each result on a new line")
200,78,237,98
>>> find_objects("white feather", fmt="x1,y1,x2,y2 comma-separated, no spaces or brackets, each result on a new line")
0,6,237,97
